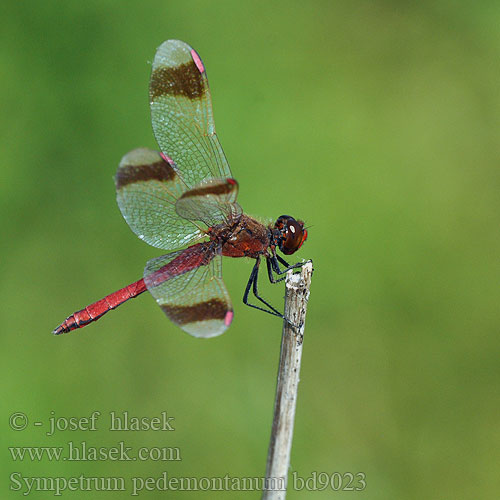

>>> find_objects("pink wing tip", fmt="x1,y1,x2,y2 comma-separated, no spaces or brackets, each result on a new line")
190,49,205,73
160,152,174,165
224,310,234,327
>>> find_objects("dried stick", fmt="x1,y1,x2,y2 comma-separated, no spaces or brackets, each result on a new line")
262,261,313,499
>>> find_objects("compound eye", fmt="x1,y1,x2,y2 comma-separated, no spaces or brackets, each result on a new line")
281,220,306,255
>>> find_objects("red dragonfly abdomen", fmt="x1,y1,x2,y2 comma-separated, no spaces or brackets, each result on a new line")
53,279,147,334
53,243,211,335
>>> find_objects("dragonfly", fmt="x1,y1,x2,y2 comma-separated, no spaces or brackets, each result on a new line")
53,40,308,338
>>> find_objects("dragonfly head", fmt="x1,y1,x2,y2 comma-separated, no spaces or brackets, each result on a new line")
273,215,308,255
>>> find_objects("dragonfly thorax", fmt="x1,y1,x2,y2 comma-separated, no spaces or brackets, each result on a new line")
213,214,271,259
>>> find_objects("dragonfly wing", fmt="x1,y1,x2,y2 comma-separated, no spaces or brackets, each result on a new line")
144,243,233,338
175,178,242,226
149,40,232,188
116,148,203,250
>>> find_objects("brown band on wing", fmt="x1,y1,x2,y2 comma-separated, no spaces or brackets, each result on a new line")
150,61,206,101
180,182,235,199
161,299,228,325
116,161,177,189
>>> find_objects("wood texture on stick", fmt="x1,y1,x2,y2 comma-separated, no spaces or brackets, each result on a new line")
262,261,313,500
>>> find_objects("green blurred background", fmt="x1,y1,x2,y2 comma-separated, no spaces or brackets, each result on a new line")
2,1,499,498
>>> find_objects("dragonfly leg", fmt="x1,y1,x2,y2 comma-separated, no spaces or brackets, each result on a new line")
243,258,283,318
267,257,286,283
267,254,308,283
276,254,290,268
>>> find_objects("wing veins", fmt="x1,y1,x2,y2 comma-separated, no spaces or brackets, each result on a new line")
166,97,217,178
